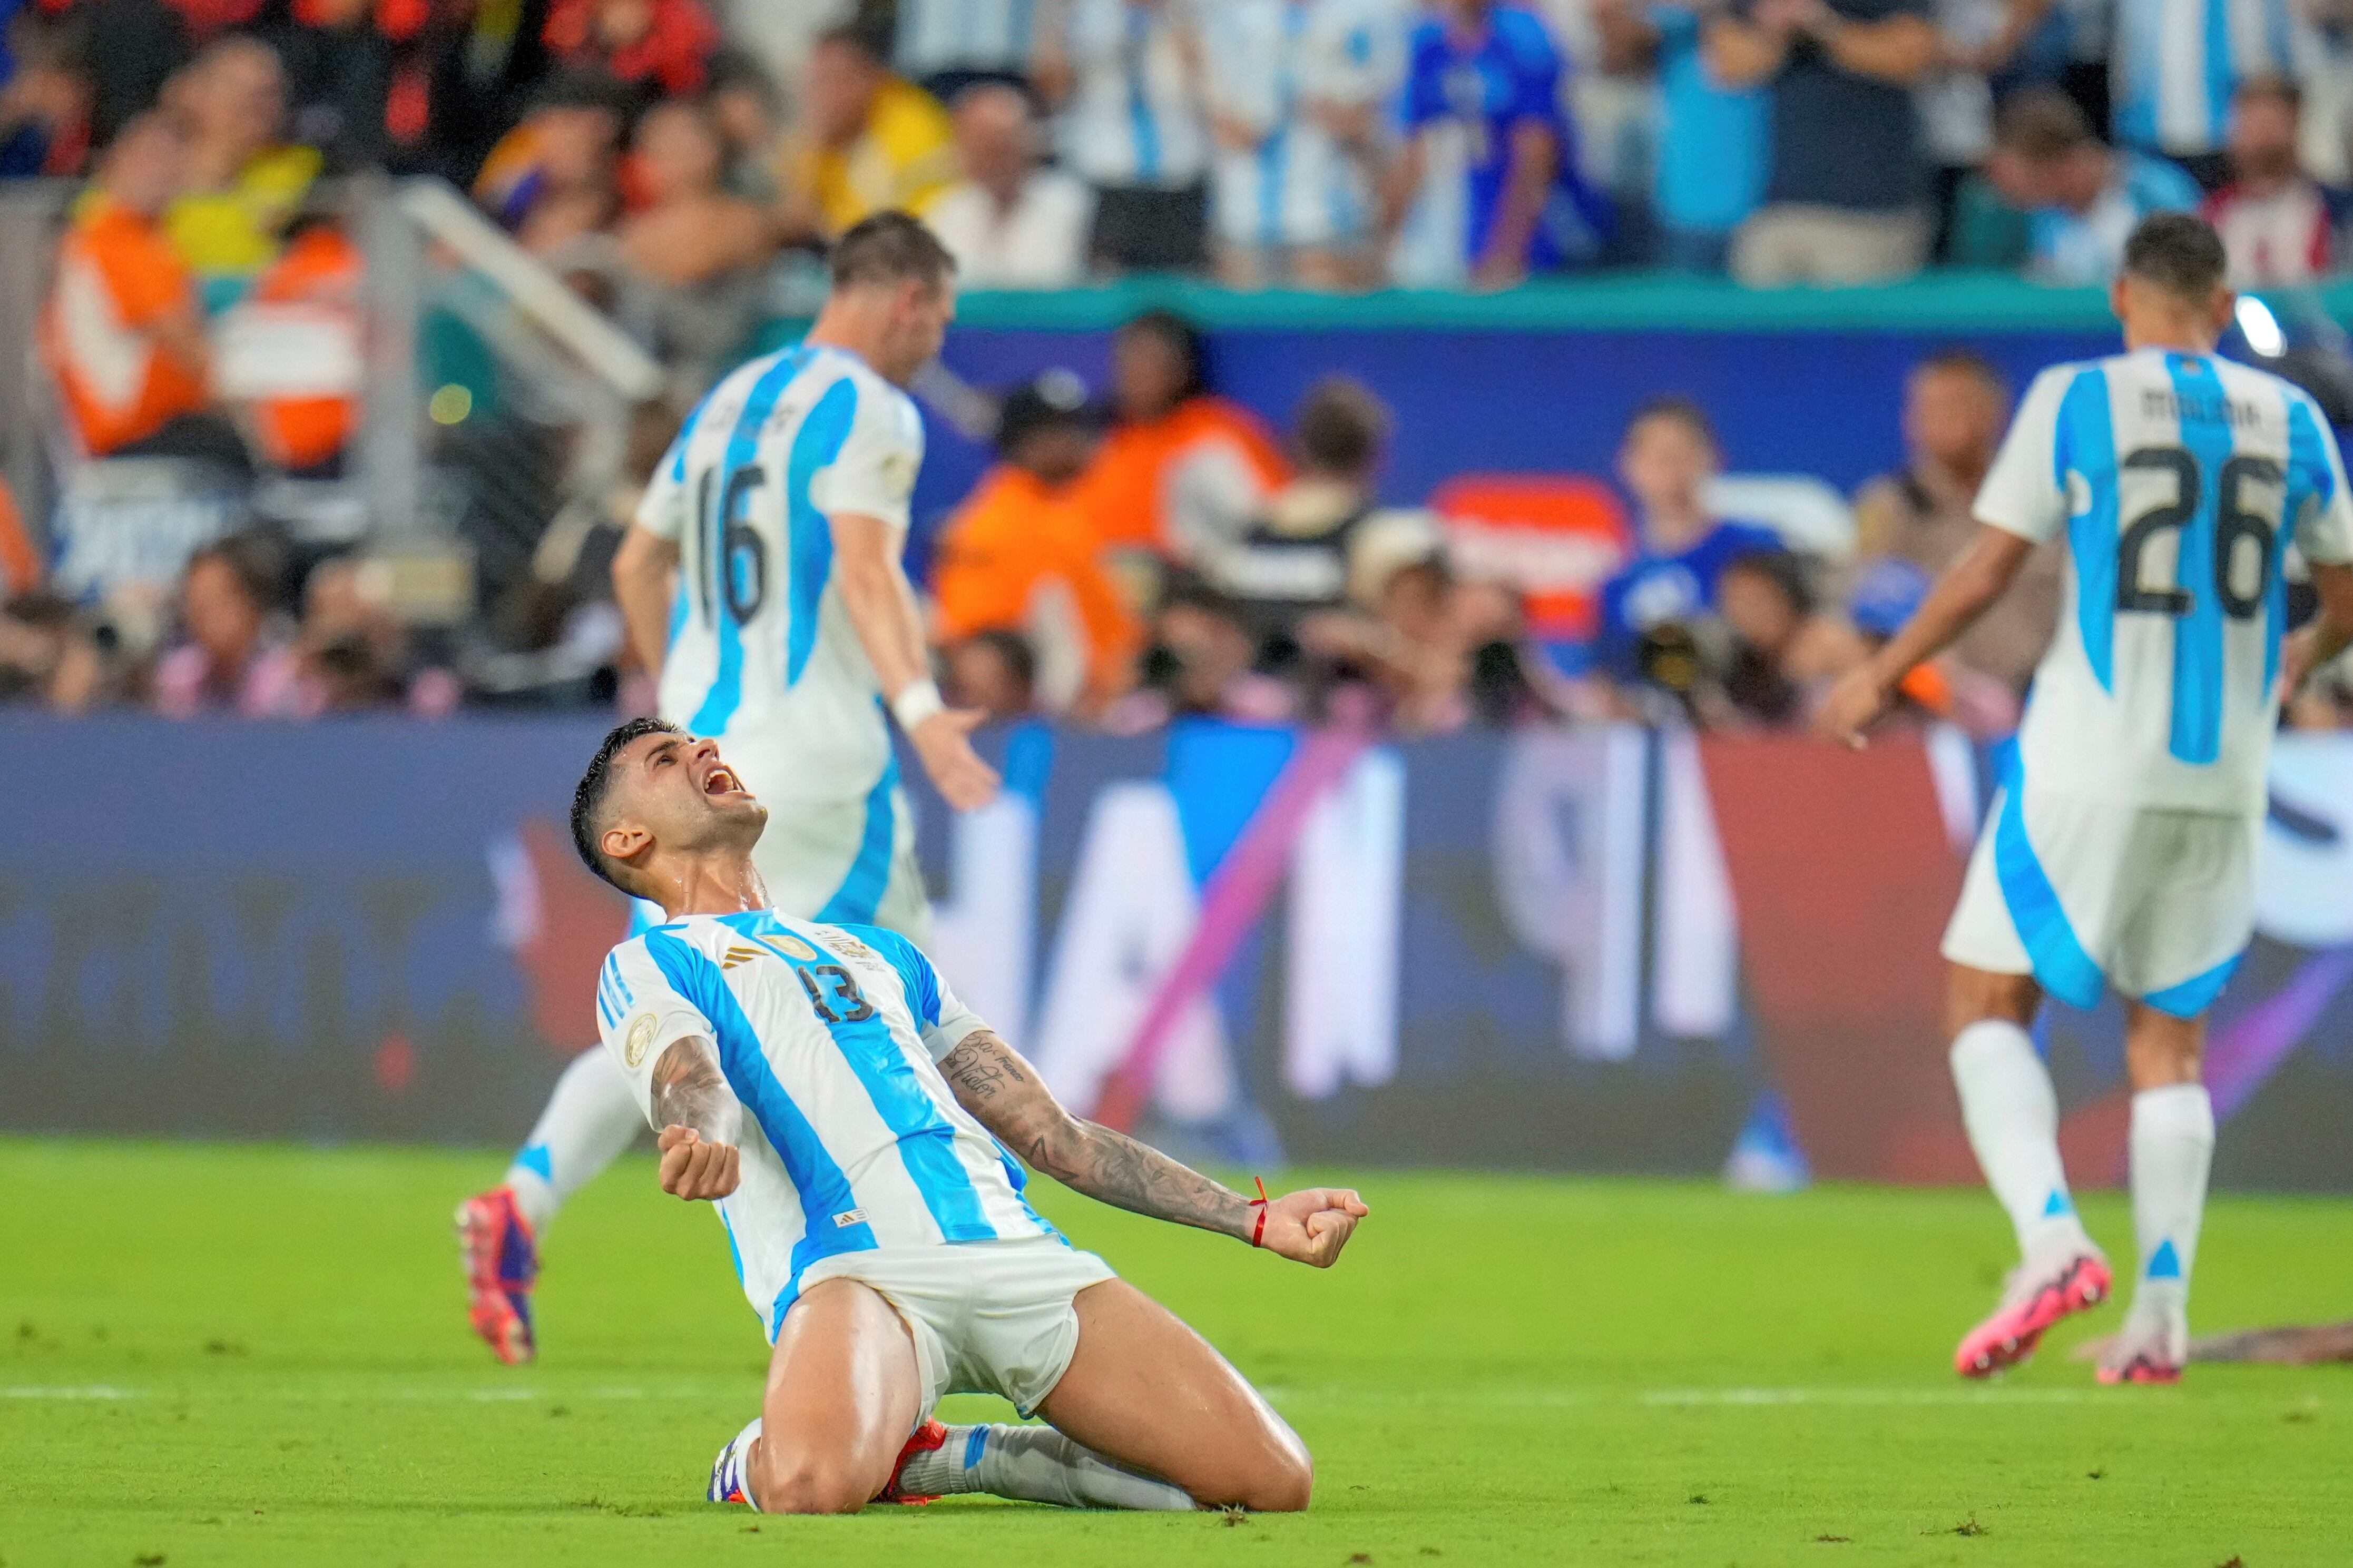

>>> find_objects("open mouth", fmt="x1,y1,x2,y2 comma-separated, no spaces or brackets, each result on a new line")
703,765,744,798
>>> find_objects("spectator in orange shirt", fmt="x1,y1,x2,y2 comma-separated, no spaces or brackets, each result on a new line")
43,112,251,478
930,371,1141,715
1072,309,1288,569
238,212,364,477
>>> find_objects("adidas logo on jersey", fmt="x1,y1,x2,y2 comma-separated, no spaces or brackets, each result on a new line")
832,1208,867,1229
720,945,766,971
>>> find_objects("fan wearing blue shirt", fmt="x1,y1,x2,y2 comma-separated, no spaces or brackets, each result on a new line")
1381,0,1610,288
1588,398,1784,683
1983,88,2201,285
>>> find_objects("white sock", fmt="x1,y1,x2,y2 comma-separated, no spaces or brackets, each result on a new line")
1949,1020,2089,1257
2127,1083,2213,1316
502,1048,644,1236
898,1425,1196,1511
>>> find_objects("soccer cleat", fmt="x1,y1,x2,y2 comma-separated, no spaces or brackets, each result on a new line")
877,1419,951,1505
1954,1245,2112,1378
709,1417,761,1507
2096,1301,2188,1386
454,1187,538,1365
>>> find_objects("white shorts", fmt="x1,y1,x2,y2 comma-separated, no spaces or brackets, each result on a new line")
631,779,932,943
1942,784,2259,1018
798,1238,1118,1421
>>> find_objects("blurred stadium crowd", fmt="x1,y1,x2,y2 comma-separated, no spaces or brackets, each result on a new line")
1,0,2351,732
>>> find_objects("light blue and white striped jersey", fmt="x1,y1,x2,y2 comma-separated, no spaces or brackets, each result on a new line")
2111,0,2293,158
895,0,1037,80
596,912,1052,1340
637,343,924,806
1978,347,2353,814
1203,0,1404,250
1053,0,1209,189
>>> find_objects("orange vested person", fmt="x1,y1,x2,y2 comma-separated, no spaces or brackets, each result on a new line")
44,114,214,459
1070,311,1287,563
931,374,1141,708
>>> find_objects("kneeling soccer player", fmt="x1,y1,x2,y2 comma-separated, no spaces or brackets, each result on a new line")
569,717,1369,1512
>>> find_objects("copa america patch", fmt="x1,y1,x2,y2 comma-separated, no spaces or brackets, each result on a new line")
878,450,918,499
624,1013,658,1069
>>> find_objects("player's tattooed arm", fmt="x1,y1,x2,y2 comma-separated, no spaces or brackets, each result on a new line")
650,1037,740,1202
940,1031,1256,1242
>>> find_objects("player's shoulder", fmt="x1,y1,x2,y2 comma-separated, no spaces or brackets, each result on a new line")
2208,352,2319,418
809,347,922,441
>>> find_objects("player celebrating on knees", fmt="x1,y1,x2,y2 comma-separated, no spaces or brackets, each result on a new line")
1820,212,2353,1385
457,212,1000,1364
569,719,1369,1512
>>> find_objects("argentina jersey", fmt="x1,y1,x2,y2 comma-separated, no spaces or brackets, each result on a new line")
638,344,925,808
596,913,1053,1341
2112,0,2294,157
1976,347,2353,815
1204,0,1401,251
1055,0,1209,190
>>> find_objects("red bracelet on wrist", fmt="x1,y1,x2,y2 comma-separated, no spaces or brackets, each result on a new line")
1248,1176,1270,1247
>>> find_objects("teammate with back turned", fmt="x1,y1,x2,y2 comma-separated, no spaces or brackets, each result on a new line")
456,213,1000,1365
568,718,1368,1513
1820,212,2353,1385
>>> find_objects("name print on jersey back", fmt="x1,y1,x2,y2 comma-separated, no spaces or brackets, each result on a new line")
1978,347,2353,815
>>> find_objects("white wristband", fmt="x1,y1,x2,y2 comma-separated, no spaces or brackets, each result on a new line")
891,678,946,732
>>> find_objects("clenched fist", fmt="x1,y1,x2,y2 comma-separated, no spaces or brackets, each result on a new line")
657,1124,740,1202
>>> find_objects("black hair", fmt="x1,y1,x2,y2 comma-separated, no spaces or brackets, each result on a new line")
960,627,1038,691
1913,346,2008,398
829,209,957,291
994,369,1093,457
1720,547,1816,617
1994,86,2095,161
571,716,684,892
529,69,634,120
1625,395,1719,451
187,529,289,614
1116,309,1210,402
2122,212,2229,300
812,22,890,67
1293,377,1390,477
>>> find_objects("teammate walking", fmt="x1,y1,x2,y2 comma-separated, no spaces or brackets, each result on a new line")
1820,213,2353,1384
459,213,998,1363
573,718,1367,1512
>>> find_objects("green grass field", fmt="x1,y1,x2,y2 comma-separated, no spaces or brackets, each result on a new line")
4,1138,2349,1567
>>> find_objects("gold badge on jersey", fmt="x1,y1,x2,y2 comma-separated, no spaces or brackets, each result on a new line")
827,933,878,965
624,1013,658,1069
878,450,918,500
759,933,819,962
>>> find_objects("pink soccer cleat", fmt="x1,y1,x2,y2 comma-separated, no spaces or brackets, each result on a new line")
455,1187,538,1365
878,1419,951,1505
1955,1246,2112,1378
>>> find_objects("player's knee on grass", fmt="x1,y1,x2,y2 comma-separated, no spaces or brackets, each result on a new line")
1185,1421,1314,1512
1238,1447,1314,1513
751,1444,881,1515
